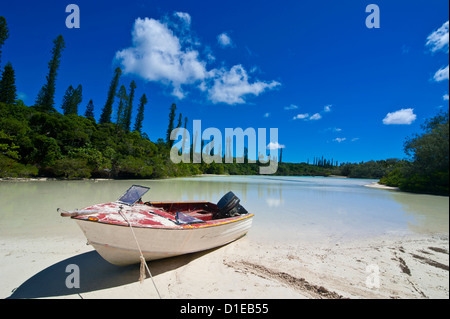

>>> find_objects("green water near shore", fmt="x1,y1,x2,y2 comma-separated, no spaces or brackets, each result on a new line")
0,176,448,242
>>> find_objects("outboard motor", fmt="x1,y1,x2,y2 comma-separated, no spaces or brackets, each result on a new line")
216,191,248,218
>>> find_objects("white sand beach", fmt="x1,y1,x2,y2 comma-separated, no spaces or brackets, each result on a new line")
364,181,400,191
1,228,448,299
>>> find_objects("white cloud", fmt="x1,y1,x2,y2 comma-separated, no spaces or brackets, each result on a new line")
323,104,332,112
292,105,330,121
173,12,191,26
325,127,342,133
293,112,323,121
444,94,449,101
382,108,417,125
351,137,359,142
433,65,449,82
284,104,298,110
426,21,449,53
217,32,232,47
115,17,207,99
267,142,285,149
293,113,309,120
208,65,280,104
426,22,449,84
333,138,346,143
115,15,279,104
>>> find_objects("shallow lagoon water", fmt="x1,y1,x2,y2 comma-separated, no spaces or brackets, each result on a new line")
0,176,448,243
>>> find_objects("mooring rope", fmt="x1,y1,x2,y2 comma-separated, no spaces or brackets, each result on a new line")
118,206,162,299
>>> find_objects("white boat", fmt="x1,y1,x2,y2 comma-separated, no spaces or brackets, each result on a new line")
60,185,254,266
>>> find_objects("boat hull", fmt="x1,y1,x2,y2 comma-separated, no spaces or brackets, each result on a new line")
75,214,253,265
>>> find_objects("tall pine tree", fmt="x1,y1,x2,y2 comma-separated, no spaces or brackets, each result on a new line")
35,35,65,113
0,62,17,104
123,80,136,131
176,113,183,127
61,84,82,115
182,116,188,154
72,84,82,115
61,85,74,114
84,99,95,118
0,16,9,67
133,94,147,134
115,85,128,129
166,103,177,147
100,67,122,124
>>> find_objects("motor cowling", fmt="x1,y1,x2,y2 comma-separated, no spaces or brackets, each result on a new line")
216,191,248,218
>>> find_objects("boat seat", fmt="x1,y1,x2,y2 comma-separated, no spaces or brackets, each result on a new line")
186,210,213,221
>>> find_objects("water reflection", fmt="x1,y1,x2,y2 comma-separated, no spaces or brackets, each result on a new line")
388,192,449,234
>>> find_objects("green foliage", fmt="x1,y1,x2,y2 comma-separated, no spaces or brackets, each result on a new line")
61,84,82,115
397,171,449,195
100,67,122,124
0,130,20,160
379,167,407,187
115,84,128,129
35,35,65,113
404,110,448,176
0,100,159,179
124,80,136,131
0,16,9,66
114,156,153,178
0,62,17,104
347,160,392,179
309,156,337,168
133,94,147,133
31,135,62,167
176,113,183,128
68,145,110,174
166,103,177,147
50,158,91,179
379,111,449,195
84,99,95,119
0,154,38,178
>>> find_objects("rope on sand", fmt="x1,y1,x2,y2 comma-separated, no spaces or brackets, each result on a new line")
118,206,162,299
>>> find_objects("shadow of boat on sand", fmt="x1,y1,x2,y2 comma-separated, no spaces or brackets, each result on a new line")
7,248,214,299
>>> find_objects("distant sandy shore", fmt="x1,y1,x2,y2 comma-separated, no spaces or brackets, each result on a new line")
0,177,51,182
364,181,400,191
1,227,448,299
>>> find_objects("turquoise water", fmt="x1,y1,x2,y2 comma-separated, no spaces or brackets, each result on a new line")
0,176,448,242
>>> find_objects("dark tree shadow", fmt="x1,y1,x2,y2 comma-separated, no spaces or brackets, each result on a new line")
7,248,217,299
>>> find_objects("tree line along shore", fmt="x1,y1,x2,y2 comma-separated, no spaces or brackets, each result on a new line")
0,18,448,195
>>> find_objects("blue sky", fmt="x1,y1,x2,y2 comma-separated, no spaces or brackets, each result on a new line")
1,0,448,163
